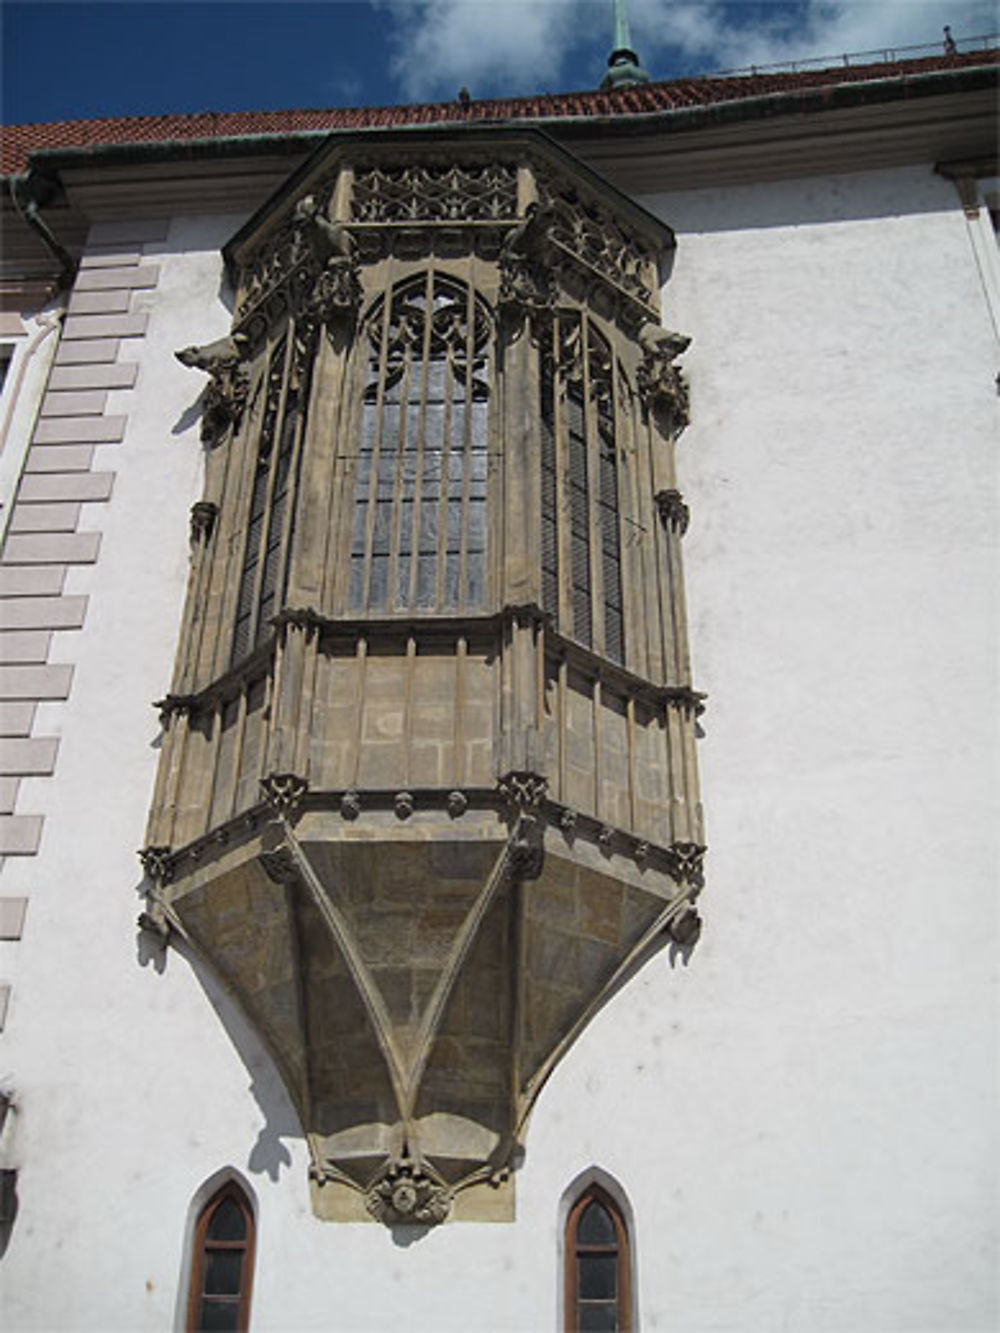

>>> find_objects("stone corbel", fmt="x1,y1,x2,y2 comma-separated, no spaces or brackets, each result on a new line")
636,324,691,435
497,770,547,880
189,500,218,544
260,773,309,822
139,845,175,887
175,332,251,447
655,488,689,536
665,840,706,888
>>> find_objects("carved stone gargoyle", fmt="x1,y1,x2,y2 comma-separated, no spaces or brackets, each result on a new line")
499,202,558,316
636,322,691,435
175,331,250,446
290,195,361,326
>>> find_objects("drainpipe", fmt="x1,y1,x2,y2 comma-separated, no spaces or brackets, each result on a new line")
8,169,78,292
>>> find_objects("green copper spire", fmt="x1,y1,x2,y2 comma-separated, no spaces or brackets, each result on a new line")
600,0,650,90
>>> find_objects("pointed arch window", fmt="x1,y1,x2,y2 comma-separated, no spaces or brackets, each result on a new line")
540,317,626,664
565,1184,632,1332
348,273,491,614
187,1181,255,1333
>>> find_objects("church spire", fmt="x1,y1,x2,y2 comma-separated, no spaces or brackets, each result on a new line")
600,0,651,90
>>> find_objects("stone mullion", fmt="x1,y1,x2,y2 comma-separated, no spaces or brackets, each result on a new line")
402,634,417,787
663,700,683,846
454,634,467,786
360,270,396,610
405,269,435,609
350,634,368,787
246,329,293,651
198,361,265,687
270,344,311,622
582,321,604,656
610,354,630,672
552,321,571,640
592,673,603,826
292,628,321,781
226,684,248,822
282,328,335,611
557,651,569,805
499,309,540,611
456,281,474,613
634,403,665,685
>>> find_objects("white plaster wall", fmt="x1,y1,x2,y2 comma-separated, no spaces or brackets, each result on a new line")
0,163,996,1333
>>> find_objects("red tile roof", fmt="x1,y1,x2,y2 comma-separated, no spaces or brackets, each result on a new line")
3,48,996,176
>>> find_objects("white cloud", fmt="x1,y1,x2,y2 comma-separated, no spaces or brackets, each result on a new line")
381,0,997,102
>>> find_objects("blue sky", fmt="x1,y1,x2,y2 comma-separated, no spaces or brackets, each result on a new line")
2,0,995,124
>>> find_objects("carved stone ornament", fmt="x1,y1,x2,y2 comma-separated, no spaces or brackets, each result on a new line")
666,841,706,887
189,500,218,544
138,845,174,886
667,902,703,947
259,772,309,820
340,790,362,820
175,333,251,447
365,1160,452,1227
259,847,299,886
237,195,361,335
498,203,558,317
636,324,691,433
446,790,468,818
496,770,548,812
394,791,415,820
560,808,578,833
655,488,690,536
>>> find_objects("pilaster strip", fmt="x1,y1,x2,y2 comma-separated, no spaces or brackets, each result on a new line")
0,225,163,872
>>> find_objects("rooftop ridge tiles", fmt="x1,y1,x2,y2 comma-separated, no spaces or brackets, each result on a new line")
2,47,997,177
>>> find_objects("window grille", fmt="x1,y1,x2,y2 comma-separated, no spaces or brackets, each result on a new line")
349,273,491,614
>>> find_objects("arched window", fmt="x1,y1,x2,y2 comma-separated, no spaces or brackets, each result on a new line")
348,273,491,614
186,1181,255,1333
565,1184,632,1332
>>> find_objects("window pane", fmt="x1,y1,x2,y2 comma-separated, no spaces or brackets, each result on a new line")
204,1249,242,1296
197,1298,241,1332
579,1254,616,1301
578,1199,616,1246
578,1301,617,1332
207,1197,246,1242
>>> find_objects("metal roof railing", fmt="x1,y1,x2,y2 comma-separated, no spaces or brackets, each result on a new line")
711,31,998,80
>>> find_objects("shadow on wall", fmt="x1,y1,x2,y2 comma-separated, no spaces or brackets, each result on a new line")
135,921,301,1182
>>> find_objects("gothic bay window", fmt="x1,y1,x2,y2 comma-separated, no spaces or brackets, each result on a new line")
348,273,491,614
540,317,626,664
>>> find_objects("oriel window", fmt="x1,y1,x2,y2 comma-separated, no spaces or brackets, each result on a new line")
348,273,491,614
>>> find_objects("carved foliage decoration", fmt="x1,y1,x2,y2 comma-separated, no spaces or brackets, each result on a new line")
543,180,657,311
351,161,518,224
636,324,691,434
175,333,251,447
365,1160,452,1225
236,195,361,335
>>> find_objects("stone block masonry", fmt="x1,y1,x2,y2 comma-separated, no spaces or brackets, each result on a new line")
0,220,166,1019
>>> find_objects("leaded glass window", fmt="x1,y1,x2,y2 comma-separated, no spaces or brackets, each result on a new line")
349,274,491,614
540,318,626,663
565,1186,631,1333
187,1182,255,1333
